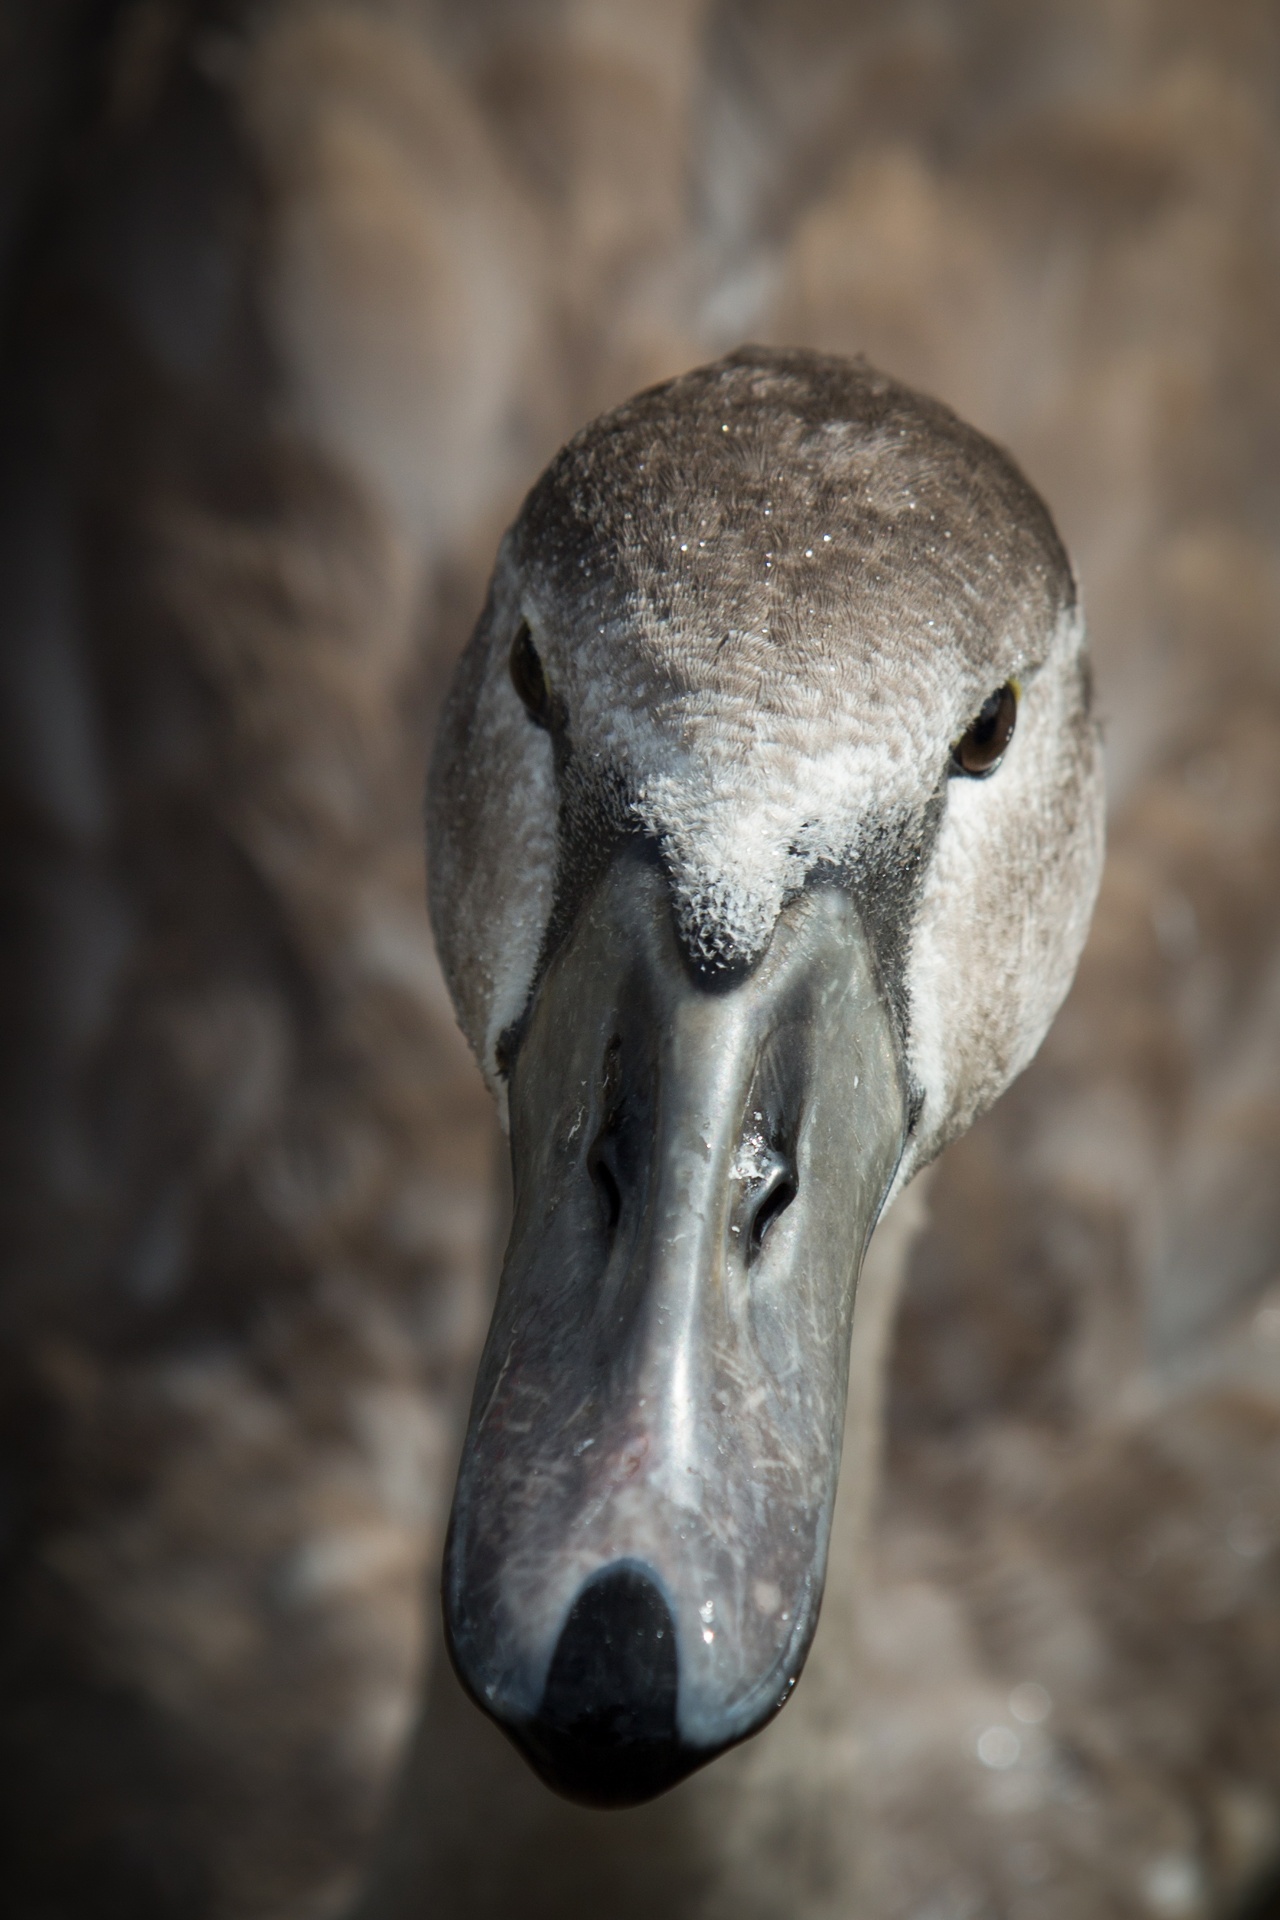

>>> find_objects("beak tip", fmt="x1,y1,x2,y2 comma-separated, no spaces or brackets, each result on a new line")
447,1552,823,1806
511,1720,707,1808
450,1560,720,1807
521,1560,696,1805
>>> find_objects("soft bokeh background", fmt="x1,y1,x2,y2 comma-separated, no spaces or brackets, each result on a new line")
1,4,1278,1917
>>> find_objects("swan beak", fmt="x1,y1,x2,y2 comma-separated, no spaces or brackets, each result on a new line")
443,845,907,1806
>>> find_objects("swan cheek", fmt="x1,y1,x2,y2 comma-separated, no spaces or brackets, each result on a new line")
903,646,1105,1172
427,571,558,1103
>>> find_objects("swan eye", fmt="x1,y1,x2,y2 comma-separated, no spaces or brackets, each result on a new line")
510,620,551,727
953,681,1018,777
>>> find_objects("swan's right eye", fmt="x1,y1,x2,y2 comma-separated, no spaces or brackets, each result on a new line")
510,620,551,728
952,681,1018,777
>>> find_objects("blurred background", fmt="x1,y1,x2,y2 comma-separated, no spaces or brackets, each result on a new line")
1,3,1278,1917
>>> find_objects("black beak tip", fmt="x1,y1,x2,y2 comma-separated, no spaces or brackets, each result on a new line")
447,1560,807,1806
492,1562,713,1808
512,1718,704,1808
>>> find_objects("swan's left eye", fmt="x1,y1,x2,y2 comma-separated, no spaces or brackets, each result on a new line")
510,620,551,727
953,681,1018,777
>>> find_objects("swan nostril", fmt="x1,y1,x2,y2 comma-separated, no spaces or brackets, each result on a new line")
590,1148,622,1234
748,1169,797,1258
587,1034,625,1235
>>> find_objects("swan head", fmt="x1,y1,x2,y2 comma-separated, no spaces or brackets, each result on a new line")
428,347,1104,1805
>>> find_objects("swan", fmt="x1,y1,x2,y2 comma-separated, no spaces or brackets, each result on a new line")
426,345,1104,1809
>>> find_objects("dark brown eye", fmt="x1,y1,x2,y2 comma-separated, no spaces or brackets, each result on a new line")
509,619,550,727
953,681,1018,777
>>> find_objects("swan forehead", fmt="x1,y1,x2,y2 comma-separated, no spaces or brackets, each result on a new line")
516,351,1074,963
